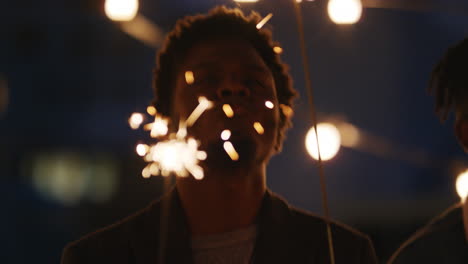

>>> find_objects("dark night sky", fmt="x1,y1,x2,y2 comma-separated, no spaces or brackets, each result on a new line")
1,0,468,263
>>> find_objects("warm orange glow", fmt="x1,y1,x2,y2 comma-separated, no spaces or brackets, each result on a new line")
223,141,239,161
336,122,360,147
185,71,195,85
105,0,139,21
147,106,156,116
221,130,231,141
128,113,144,129
256,13,273,29
253,122,265,135
279,104,293,117
305,123,341,161
265,101,275,109
273,46,283,54
223,104,234,118
142,166,151,178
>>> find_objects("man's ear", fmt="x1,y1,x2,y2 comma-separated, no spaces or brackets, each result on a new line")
455,119,468,152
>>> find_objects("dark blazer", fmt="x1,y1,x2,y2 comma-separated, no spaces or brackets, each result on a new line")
388,203,468,264
62,188,377,263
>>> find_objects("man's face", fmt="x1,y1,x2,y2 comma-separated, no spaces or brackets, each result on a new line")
172,38,280,168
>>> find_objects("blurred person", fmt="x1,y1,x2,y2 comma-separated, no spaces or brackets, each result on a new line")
388,38,468,263
61,7,377,264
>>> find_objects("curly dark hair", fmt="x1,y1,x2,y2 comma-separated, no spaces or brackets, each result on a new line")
152,6,297,151
429,37,468,122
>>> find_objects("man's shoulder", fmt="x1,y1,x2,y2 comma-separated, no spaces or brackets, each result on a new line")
61,200,160,263
389,203,467,263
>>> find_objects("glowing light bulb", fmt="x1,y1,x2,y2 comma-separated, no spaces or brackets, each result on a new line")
305,123,341,161
128,113,144,129
457,170,468,202
328,0,362,25
265,101,274,109
253,122,264,135
221,130,231,141
105,0,139,21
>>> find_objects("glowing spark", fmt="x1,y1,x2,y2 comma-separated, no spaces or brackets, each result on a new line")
223,141,239,161
147,137,206,180
328,0,362,25
273,46,283,54
223,104,234,118
185,71,195,85
457,170,468,202
177,121,188,139
129,113,144,129
336,122,360,147
186,96,213,126
221,130,232,141
142,165,151,178
279,104,293,117
265,101,274,109
136,144,149,156
305,123,341,161
147,106,156,116
150,115,169,138
105,0,139,21
256,13,273,29
253,122,265,135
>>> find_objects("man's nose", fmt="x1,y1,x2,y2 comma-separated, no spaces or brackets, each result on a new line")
216,80,251,99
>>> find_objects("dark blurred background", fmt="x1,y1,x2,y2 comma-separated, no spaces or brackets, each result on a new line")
1,0,468,263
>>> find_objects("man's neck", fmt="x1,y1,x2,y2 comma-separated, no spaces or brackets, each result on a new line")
176,164,267,236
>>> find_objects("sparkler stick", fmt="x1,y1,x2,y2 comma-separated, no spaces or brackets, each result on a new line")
293,1,336,263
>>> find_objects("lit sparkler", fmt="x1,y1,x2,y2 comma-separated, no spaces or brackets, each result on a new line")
150,115,169,138
223,141,239,161
253,122,265,135
223,104,234,118
256,13,273,29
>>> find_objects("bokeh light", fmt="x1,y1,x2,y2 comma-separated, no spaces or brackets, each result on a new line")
265,101,274,109
328,0,362,24
456,169,468,202
105,0,139,21
221,130,231,141
128,113,144,129
305,123,341,161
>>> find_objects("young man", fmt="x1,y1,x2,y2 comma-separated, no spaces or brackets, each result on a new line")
388,38,468,263
62,7,377,263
